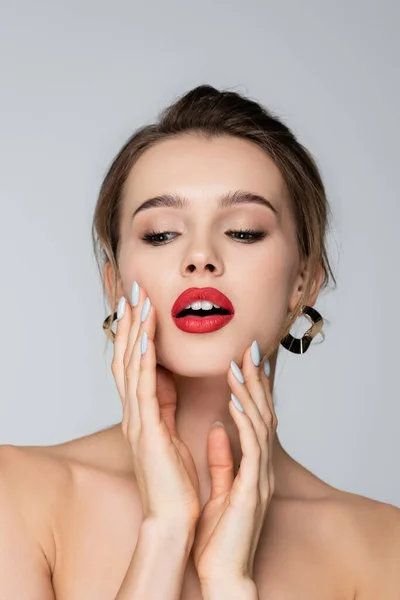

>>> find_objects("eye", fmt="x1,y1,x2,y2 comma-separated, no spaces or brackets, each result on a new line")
140,229,267,246
141,230,176,245
226,229,267,243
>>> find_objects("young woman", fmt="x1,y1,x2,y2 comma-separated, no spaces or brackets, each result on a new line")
1,85,399,600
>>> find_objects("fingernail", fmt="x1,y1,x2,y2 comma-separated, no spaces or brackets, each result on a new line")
231,393,244,413
230,360,245,384
131,281,140,307
140,331,148,354
250,340,260,366
141,297,151,322
263,359,271,377
117,296,126,321
211,421,225,429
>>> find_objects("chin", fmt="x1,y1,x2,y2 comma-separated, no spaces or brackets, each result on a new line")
154,320,265,375
156,347,232,378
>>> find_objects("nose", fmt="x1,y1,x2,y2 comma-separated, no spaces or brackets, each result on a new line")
180,235,224,277
186,262,216,274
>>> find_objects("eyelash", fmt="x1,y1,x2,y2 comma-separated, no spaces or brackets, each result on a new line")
140,229,267,245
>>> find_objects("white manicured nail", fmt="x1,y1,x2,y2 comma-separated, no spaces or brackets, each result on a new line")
263,359,271,377
230,360,245,384
140,331,148,354
141,297,151,322
211,421,225,429
117,297,126,321
131,281,140,307
231,393,244,413
250,340,260,366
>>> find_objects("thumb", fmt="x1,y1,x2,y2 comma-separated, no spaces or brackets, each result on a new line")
207,422,234,501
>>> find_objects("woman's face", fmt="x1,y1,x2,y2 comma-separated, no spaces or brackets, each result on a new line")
113,133,305,376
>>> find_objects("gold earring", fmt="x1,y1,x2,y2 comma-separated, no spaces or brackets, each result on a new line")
102,312,118,343
280,305,324,354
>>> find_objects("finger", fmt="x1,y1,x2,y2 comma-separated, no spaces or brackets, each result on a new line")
262,371,276,503
241,342,275,431
206,423,234,501
227,396,261,504
258,357,278,498
128,295,159,435
260,358,278,431
238,344,275,487
228,354,269,484
192,424,234,564
125,281,145,366
155,364,179,438
120,282,146,433
229,348,275,506
228,361,267,495
228,358,265,434
111,296,132,409
123,284,153,434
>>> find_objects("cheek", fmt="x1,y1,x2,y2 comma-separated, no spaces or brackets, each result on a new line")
239,249,296,341
117,242,166,299
241,281,289,339
244,242,296,298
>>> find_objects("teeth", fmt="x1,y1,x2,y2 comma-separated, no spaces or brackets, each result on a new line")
184,301,221,310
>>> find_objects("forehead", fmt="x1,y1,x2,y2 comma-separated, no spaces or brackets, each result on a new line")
123,134,287,208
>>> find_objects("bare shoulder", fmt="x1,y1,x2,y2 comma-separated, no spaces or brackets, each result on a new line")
0,424,130,571
305,487,400,598
262,468,400,600
0,441,73,510
0,442,73,571
329,489,400,598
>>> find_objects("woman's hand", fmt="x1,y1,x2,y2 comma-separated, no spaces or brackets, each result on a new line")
111,282,201,532
191,340,277,585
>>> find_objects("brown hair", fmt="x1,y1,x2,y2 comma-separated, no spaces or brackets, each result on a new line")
92,84,336,353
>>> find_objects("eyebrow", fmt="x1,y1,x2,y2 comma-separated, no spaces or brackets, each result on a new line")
131,190,279,220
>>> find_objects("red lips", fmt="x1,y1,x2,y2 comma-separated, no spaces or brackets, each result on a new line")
171,287,235,318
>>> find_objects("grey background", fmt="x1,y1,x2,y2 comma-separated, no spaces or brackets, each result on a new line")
0,0,398,506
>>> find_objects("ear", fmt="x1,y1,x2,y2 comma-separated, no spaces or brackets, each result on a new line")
288,260,324,312
104,261,124,313
307,264,325,307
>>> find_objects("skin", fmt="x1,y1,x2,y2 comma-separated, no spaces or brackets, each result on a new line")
1,133,399,599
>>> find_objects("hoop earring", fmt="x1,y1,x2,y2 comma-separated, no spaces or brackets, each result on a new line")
280,305,324,354
102,312,118,343
102,305,325,351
